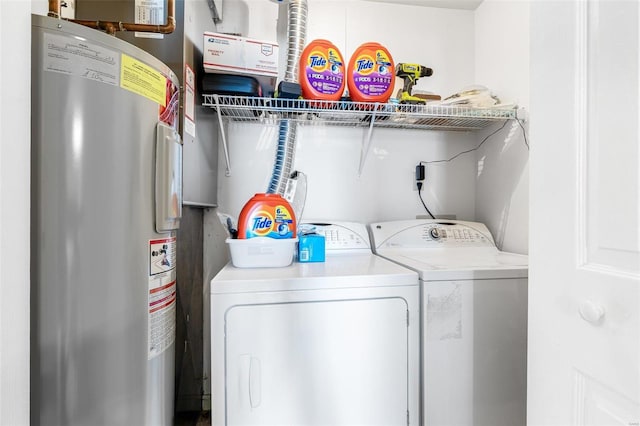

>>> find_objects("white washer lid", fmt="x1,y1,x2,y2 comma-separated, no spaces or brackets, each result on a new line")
370,219,528,281
376,247,528,281
211,253,419,294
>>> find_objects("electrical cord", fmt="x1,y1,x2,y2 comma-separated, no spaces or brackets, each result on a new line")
422,119,510,165
421,117,529,167
414,115,529,219
416,181,435,219
516,118,530,150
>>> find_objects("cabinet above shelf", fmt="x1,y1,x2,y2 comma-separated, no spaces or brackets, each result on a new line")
202,94,517,131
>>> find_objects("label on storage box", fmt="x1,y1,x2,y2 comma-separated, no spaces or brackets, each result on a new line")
203,31,278,77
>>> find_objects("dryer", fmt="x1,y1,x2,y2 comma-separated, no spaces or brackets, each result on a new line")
211,221,420,426
369,219,528,426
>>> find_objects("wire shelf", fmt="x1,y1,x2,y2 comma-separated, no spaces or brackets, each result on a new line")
203,94,520,177
202,94,516,131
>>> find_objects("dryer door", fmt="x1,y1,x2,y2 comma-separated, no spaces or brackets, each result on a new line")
225,297,409,426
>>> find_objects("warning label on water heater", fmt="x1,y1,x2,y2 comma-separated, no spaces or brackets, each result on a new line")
121,54,167,106
148,237,177,359
148,279,176,359
149,236,176,275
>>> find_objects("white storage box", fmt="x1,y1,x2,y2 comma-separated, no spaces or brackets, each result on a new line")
226,237,298,268
203,32,279,77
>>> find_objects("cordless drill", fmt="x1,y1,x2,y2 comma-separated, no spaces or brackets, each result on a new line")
395,63,434,104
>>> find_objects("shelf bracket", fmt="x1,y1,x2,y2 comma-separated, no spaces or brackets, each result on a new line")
213,94,232,176
358,107,378,176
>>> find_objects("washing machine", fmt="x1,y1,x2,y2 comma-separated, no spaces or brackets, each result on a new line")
369,219,528,426
210,221,420,426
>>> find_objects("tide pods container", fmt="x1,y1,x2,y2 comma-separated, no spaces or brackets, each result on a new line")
299,39,346,101
228,193,298,268
347,42,395,103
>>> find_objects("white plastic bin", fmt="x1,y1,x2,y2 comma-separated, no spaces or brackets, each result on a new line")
226,237,298,268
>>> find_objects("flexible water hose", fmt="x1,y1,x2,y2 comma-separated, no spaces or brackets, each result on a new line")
268,120,296,194
283,0,307,83
267,0,307,195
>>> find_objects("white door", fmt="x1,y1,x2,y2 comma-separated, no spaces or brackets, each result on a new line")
225,298,410,426
529,1,640,425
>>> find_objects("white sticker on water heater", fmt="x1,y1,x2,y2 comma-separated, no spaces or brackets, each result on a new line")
135,0,164,39
148,236,177,359
43,32,119,86
148,277,176,359
149,236,177,275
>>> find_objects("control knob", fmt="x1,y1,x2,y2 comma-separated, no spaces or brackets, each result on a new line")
429,227,441,240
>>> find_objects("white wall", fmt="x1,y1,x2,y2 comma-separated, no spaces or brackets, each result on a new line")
473,118,529,252
32,0,47,15
474,0,530,109
218,124,477,223
474,0,530,254
241,0,476,97
214,0,479,224
0,1,33,424
309,1,476,99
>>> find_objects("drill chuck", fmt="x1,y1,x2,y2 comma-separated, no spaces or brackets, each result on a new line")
420,67,433,77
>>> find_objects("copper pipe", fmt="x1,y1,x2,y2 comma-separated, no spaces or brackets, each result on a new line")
48,0,60,18
48,0,176,35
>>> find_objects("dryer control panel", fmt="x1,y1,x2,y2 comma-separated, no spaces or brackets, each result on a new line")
300,221,371,252
370,220,496,250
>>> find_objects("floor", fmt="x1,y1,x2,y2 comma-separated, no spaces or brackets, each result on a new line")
174,411,211,426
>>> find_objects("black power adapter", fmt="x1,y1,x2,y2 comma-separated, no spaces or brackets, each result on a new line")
415,163,425,182
415,162,435,219
415,163,425,190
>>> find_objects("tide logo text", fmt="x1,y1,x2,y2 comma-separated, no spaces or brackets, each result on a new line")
356,59,374,73
310,55,327,68
252,216,273,231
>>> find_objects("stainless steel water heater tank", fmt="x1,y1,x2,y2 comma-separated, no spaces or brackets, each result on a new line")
31,14,182,426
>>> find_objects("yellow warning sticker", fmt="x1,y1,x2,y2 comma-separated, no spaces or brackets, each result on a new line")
120,54,167,106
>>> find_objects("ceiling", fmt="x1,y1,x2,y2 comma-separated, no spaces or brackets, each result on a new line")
363,0,483,11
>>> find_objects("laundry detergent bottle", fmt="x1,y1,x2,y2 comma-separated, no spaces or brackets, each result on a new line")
299,39,346,101
237,193,297,239
347,42,395,103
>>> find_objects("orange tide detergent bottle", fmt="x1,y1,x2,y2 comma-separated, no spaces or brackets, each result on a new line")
237,193,297,239
299,39,345,101
347,42,395,103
